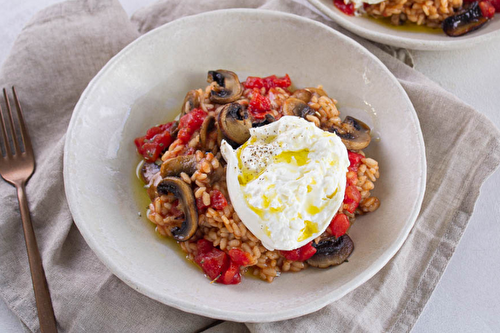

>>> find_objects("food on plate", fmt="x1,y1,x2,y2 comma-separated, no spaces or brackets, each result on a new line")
134,70,381,284
332,0,499,36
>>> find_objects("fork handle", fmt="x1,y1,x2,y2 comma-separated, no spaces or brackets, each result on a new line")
16,182,58,333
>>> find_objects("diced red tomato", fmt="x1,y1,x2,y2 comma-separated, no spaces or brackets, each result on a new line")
343,192,361,213
228,248,252,266
134,121,176,162
300,243,318,261
263,74,291,90
196,190,228,212
210,190,228,210
243,76,265,90
196,239,214,254
333,0,355,16
243,74,292,90
196,250,228,281
219,261,242,285
248,89,271,119
177,108,207,142
344,151,362,211
328,214,350,238
280,249,300,261
343,185,361,213
280,242,317,262
487,0,500,11
479,1,496,17
348,151,364,172
195,239,229,281
145,126,162,139
243,74,292,120
194,239,244,284
134,138,156,162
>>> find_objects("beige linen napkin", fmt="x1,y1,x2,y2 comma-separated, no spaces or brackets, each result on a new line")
1,0,499,332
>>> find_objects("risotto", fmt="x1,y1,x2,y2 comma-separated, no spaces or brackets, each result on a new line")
134,70,380,284
332,0,499,36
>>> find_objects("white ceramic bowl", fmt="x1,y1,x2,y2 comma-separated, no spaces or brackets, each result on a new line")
64,9,426,322
308,0,500,50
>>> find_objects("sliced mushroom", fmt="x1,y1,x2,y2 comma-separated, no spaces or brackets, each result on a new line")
200,115,216,151
216,126,224,148
160,155,197,178
159,154,224,185
292,89,312,103
217,102,252,148
443,2,490,37
181,90,201,117
210,166,225,184
283,97,315,118
156,177,198,241
207,70,243,104
252,114,276,128
306,235,354,268
330,116,371,150
139,161,161,184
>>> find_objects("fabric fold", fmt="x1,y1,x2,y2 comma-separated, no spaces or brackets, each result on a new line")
0,0,499,332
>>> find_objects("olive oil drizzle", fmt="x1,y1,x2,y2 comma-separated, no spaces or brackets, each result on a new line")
364,14,443,34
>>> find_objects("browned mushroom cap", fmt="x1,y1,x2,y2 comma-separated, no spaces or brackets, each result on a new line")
207,70,243,104
330,116,371,151
291,87,327,104
306,235,354,268
139,161,161,184
160,155,197,178
156,177,198,241
217,102,252,148
181,90,201,117
199,115,216,151
291,89,312,103
283,97,315,118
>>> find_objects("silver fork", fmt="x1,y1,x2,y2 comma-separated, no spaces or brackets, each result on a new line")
0,87,57,333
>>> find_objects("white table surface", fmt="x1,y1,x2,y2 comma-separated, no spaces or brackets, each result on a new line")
1,0,499,332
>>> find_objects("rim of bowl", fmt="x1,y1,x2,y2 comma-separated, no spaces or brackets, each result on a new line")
64,8,427,322
308,0,500,51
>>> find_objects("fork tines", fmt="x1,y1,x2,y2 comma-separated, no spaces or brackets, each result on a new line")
0,87,32,158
